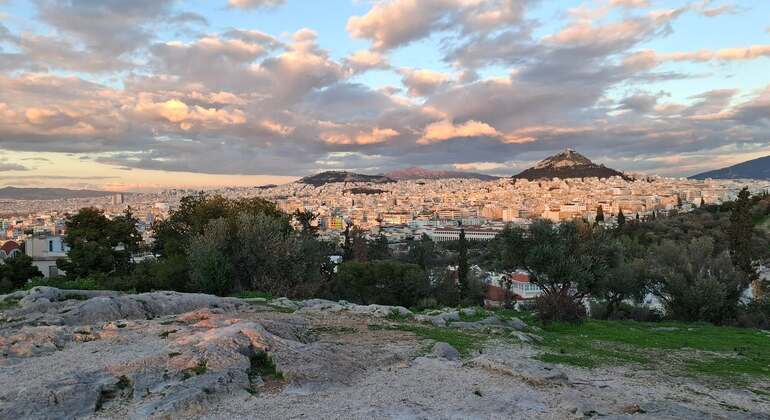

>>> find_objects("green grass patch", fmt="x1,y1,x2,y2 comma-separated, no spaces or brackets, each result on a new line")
231,290,273,300
246,350,284,394
490,308,538,325
0,297,20,311
532,319,770,381
385,309,413,321
266,304,296,314
459,307,488,322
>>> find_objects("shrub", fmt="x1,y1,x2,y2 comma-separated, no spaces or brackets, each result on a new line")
332,260,429,307
534,290,586,324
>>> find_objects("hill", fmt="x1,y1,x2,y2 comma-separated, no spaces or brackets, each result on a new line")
298,171,395,187
514,149,629,181
385,167,498,181
0,186,118,200
691,155,770,180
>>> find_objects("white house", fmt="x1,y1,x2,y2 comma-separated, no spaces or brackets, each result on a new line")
25,232,69,278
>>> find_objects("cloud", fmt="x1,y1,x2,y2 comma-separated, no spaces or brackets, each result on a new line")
228,0,286,9
322,127,399,145
626,45,770,70
0,160,28,171
345,50,389,72
419,119,500,144
399,68,453,97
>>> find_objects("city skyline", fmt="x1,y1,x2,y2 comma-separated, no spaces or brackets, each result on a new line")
1,0,770,191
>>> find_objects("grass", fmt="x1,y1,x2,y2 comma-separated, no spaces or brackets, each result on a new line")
266,304,296,314
0,296,20,311
458,307,488,322
246,351,284,394
231,291,273,300
385,309,413,321
182,359,208,379
533,319,770,382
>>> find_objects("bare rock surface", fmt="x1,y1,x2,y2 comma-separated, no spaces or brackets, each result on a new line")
0,288,768,419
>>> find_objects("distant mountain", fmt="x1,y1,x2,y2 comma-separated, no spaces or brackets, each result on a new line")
514,149,629,181
299,171,395,187
691,155,770,180
385,167,498,181
0,186,118,200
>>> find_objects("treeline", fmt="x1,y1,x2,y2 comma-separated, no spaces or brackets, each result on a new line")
485,187,770,327
8,188,770,329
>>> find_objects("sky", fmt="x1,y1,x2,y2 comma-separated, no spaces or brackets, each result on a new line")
0,0,769,191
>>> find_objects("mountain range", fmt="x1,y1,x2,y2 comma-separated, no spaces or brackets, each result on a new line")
0,186,119,200
691,155,770,180
513,149,629,181
385,167,498,181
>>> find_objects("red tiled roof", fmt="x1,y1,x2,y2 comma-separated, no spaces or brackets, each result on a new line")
1,241,20,254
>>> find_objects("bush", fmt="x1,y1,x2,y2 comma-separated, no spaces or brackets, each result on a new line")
735,300,770,329
332,260,429,307
590,301,663,322
534,290,586,324
25,275,105,291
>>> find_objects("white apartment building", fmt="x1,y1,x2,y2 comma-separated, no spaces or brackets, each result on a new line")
25,232,69,278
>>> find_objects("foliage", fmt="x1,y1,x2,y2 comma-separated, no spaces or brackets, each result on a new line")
728,187,759,287
57,207,140,279
457,227,469,299
647,237,745,324
492,220,616,323
332,260,429,307
186,212,325,297
367,233,390,261
0,254,43,292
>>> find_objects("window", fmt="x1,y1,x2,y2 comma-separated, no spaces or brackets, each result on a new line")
49,240,53,252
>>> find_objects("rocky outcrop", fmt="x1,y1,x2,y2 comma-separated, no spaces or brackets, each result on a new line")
1,287,246,326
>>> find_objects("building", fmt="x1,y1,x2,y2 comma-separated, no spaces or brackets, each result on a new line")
484,270,541,308
25,232,69,278
0,241,22,261
428,227,499,242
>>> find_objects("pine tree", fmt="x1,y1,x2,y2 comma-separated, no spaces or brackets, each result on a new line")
700,197,705,207
595,205,605,222
617,209,626,227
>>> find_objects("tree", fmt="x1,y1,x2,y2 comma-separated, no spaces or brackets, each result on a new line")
494,220,610,323
293,209,319,237
457,226,469,299
367,233,390,261
677,195,683,209
648,237,745,324
407,234,436,270
351,227,368,262
187,218,233,296
595,205,605,223
186,211,325,297
332,260,429,307
57,207,140,279
342,221,353,261
0,254,42,292
617,209,626,227
700,197,705,207
728,187,758,288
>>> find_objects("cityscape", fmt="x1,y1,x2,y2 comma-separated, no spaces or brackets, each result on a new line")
2,0,770,418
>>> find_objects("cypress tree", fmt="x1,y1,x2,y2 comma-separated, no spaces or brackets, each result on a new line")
617,209,626,227
458,226,469,299
728,187,757,287
595,205,605,222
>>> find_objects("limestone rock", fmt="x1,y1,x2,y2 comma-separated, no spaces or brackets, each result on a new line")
432,342,460,361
